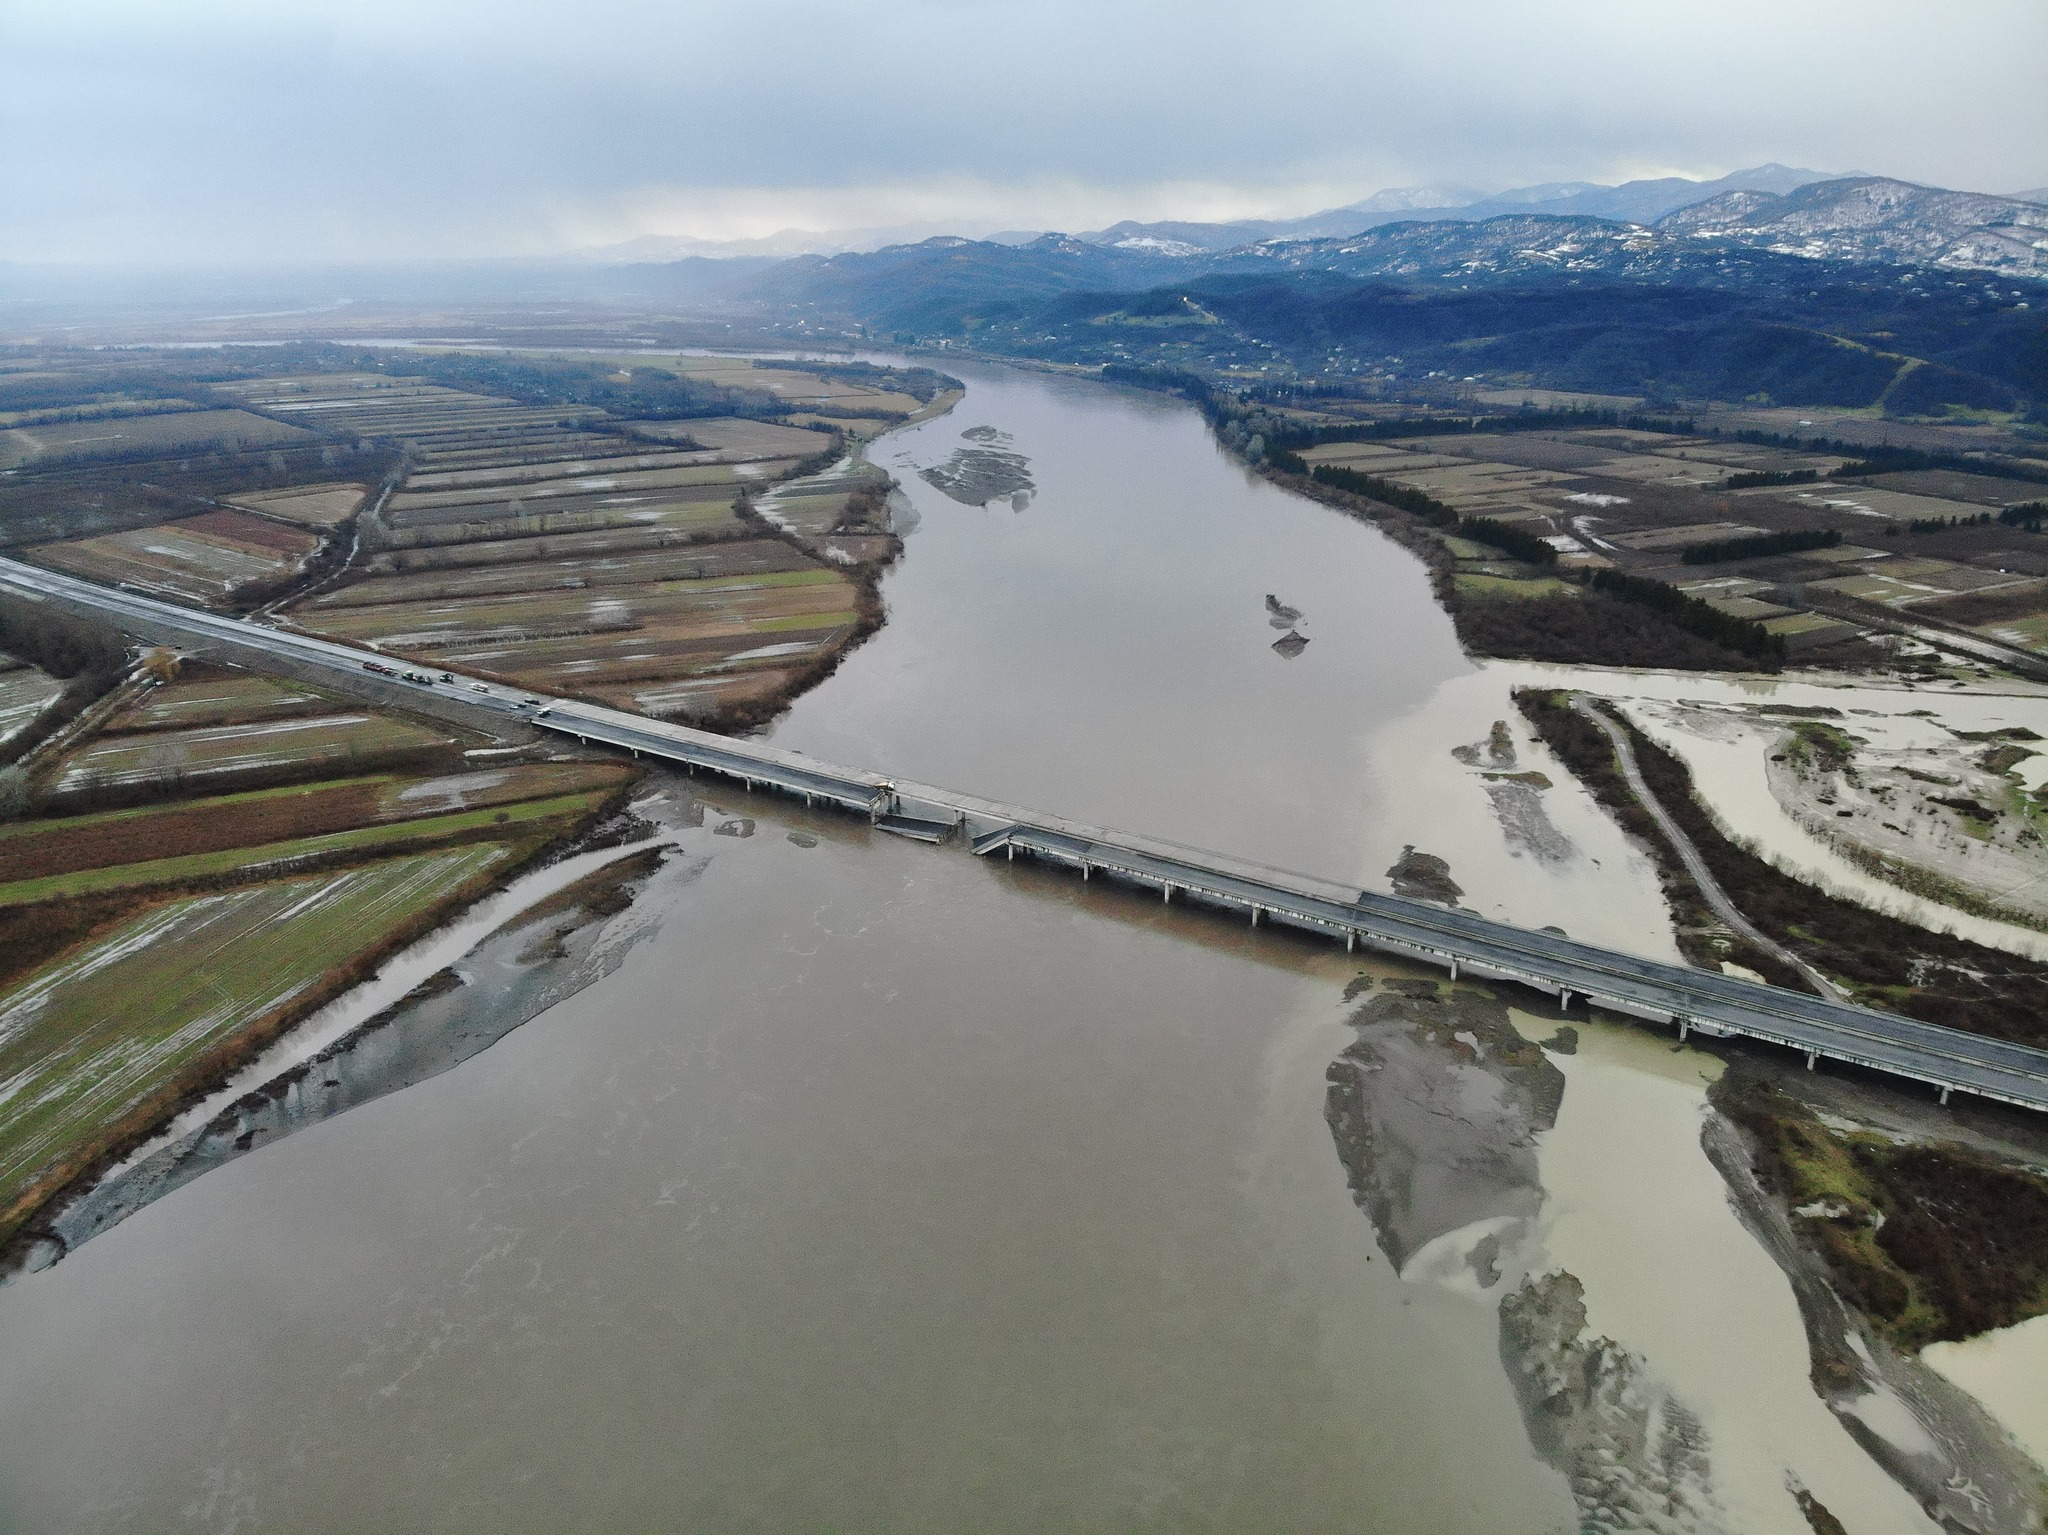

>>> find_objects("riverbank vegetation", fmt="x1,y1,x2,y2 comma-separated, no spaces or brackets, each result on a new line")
1092,357,2048,678
1714,1068,2048,1348
1291,464,1791,671
1521,683,2048,1350
0,596,130,766
0,655,639,1258
1514,687,2048,1045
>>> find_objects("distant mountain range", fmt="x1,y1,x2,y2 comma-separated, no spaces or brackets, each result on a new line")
1076,164,1841,253
584,166,1838,263
727,176,2048,418
581,169,2048,281
1237,179,2048,283
743,177,2048,329
583,223,989,263
1660,177,2048,276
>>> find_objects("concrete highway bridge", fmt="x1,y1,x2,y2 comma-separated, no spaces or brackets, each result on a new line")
7,556,2047,1115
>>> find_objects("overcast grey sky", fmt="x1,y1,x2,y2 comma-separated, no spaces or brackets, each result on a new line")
3,0,2043,265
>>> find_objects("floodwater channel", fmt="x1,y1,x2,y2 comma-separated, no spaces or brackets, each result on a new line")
0,361,2024,1531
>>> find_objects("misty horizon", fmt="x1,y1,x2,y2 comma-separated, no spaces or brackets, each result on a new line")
4,0,2044,269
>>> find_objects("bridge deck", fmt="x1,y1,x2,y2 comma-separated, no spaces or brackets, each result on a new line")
7,555,2046,1114
970,824,2048,1112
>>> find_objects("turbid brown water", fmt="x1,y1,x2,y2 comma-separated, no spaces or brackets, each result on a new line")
0,360,1985,1531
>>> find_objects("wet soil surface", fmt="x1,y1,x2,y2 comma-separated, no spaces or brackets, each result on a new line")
1324,980,1750,1530
1323,979,1562,1272
1499,1270,1730,1534
1703,1059,2048,1533
1483,777,1576,863
1271,629,1309,658
1451,718,1577,864
918,426,1036,507
32,842,696,1270
1385,845,1463,905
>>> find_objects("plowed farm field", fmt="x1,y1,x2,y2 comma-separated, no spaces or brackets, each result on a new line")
28,509,321,607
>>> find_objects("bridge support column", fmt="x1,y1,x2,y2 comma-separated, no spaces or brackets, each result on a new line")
1006,844,1014,861
1939,1085,1952,1106
1250,905,1261,928
1162,884,1172,904
1559,989,1573,1013
1082,862,1090,881
1449,959,1459,981
1677,1017,1689,1042
1345,932,1355,953
1805,1050,1817,1070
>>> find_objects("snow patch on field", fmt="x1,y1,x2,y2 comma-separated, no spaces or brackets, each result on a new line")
724,640,819,663
397,770,511,808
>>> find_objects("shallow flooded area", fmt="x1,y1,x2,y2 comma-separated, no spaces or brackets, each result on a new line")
1923,1314,2048,1471
0,359,2033,1531
1599,676,2048,957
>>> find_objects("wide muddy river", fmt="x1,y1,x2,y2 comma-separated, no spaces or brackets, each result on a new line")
0,362,1999,1531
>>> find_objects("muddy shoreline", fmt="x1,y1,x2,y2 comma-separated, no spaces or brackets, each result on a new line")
32,837,690,1271
0,763,644,1273
0,782,681,1279
1322,956,2046,1529
0,378,958,1277
1324,975,1563,1273
1323,973,1762,1529
1702,1082,2048,1531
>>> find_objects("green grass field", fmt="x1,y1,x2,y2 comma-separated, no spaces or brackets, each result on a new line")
51,713,450,795
1454,572,1578,600
1981,612,2048,654
0,845,511,1234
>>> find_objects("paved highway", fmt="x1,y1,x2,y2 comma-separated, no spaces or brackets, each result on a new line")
6,555,2046,1113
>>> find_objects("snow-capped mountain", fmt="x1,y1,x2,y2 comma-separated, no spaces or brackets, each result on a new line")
1073,166,1837,252
1660,178,2048,278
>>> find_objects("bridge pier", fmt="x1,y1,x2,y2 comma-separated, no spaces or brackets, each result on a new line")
1006,843,1014,861
1081,861,1091,881
26,542,2042,1117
